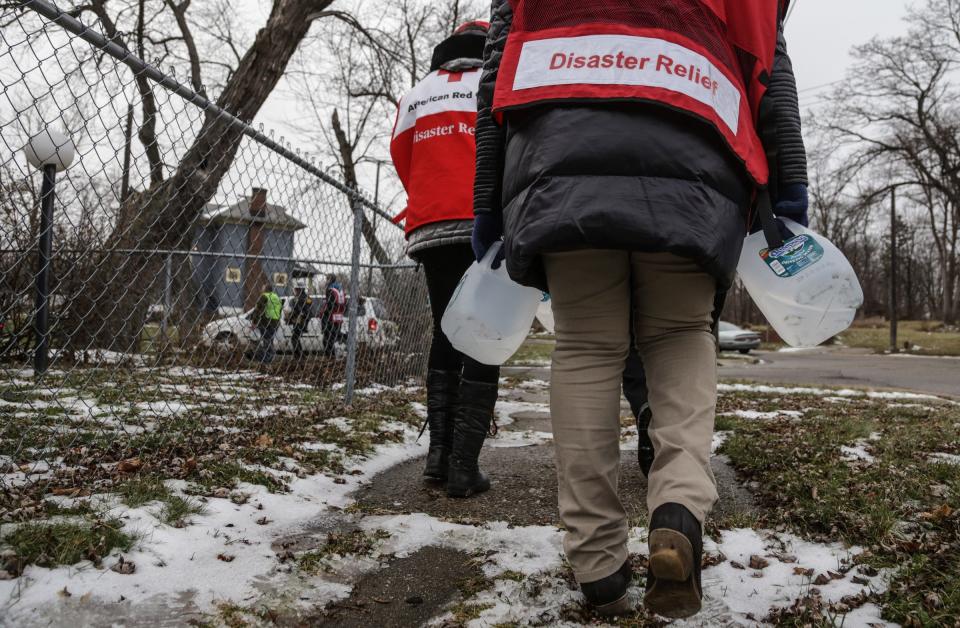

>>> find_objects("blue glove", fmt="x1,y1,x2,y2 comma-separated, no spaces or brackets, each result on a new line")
774,183,809,227
471,212,504,267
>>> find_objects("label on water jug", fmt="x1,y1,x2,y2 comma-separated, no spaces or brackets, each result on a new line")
760,234,824,277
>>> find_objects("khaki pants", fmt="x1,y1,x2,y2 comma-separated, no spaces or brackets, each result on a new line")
544,250,719,583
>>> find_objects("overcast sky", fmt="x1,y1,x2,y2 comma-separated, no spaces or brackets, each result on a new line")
785,0,911,107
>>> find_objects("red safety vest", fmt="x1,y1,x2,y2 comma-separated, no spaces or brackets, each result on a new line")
390,67,481,234
492,0,781,185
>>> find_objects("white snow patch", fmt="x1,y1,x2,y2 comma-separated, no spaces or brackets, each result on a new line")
719,382,944,402
712,431,731,453
697,528,889,626
516,378,550,390
841,443,875,463
0,405,429,625
928,452,960,466
720,409,803,420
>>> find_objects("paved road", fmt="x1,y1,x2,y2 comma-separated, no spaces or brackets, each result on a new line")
507,346,960,399
719,347,960,399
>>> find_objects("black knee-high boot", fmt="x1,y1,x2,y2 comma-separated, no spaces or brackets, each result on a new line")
447,378,497,497
423,370,460,483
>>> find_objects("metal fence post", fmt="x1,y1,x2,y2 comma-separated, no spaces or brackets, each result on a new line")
344,192,363,404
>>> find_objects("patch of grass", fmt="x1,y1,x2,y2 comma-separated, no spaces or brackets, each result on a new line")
837,320,960,356
117,475,171,508
297,529,391,574
157,495,204,526
507,340,555,366
449,602,495,623
718,390,960,623
2,518,133,568
41,499,97,518
459,574,495,597
497,570,526,582
193,460,289,494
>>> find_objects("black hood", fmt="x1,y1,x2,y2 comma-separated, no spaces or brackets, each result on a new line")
430,31,486,72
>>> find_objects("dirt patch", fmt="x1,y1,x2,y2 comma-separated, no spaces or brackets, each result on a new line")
308,546,481,627
355,444,757,527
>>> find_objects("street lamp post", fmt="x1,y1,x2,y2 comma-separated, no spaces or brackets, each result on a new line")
24,129,75,376
889,187,898,354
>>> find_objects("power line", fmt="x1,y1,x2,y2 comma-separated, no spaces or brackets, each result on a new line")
798,79,844,94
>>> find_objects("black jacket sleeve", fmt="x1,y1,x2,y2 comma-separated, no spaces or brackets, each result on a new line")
762,26,808,194
473,0,513,218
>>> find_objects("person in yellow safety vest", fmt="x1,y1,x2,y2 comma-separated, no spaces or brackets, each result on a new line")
250,283,282,363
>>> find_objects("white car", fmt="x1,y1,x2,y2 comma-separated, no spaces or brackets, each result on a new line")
717,321,762,354
201,295,397,353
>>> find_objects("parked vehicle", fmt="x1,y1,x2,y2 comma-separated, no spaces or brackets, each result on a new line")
201,294,397,353
717,321,762,354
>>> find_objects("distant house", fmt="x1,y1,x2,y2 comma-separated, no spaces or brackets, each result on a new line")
192,187,311,313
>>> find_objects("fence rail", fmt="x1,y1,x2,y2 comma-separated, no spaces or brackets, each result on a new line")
0,1,431,519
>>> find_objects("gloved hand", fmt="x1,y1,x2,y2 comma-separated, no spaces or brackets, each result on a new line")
471,212,504,267
774,183,809,227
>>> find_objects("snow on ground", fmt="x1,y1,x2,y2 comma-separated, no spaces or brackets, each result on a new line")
719,382,945,401
1,373,907,626
928,452,960,466
358,514,891,628
841,443,876,463
515,378,551,390
720,409,804,420
712,431,731,453
0,412,429,625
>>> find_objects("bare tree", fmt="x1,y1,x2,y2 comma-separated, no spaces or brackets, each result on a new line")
820,0,960,323
287,0,486,263
48,0,343,349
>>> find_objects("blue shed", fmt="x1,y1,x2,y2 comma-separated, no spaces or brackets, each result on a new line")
192,188,307,314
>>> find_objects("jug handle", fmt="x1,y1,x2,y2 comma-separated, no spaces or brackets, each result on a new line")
756,188,790,249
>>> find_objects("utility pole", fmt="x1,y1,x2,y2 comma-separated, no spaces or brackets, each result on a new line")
889,187,898,354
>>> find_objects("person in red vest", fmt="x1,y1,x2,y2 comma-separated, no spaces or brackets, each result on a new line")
472,0,808,618
390,21,500,498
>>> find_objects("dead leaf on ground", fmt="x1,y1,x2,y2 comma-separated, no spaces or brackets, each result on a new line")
111,556,136,575
920,504,953,521
793,567,815,577
749,555,770,570
217,554,235,563
255,434,274,448
117,458,143,474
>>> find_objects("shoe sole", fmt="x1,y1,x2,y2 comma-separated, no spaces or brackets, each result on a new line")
644,529,702,619
592,592,632,617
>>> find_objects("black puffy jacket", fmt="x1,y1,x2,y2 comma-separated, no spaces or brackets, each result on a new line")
474,0,808,291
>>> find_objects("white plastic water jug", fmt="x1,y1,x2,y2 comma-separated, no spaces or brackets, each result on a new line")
535,294,556,334
441,242,544,365
737,217,864,348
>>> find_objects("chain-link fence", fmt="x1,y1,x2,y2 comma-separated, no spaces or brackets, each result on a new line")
1,2,431,523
